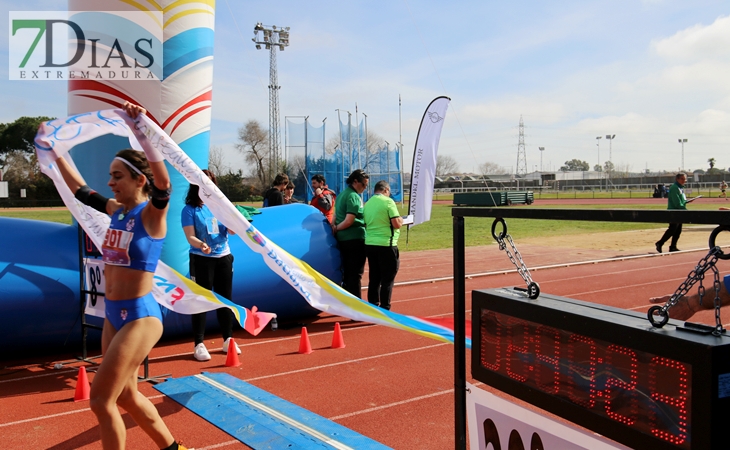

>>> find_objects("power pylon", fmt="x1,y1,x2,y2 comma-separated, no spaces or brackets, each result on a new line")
516,115,527,176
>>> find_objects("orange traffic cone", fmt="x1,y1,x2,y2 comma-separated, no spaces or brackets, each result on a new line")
225,338,241,367
74,366,90,402
298,327,313,354
331,322,345,349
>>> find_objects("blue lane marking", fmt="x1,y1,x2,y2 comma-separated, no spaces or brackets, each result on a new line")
154,372,392,450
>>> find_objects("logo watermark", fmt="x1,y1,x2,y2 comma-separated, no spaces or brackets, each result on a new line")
9,11,163,81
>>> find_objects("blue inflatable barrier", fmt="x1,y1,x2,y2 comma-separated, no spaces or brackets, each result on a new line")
0,204,340,358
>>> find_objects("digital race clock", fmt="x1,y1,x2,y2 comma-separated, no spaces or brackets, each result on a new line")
472,288,730,450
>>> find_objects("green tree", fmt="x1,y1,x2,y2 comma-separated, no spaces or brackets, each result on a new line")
593,164,602,172
0,116,60,204
0,116,54,156
560,159,590,171
217,170,255,202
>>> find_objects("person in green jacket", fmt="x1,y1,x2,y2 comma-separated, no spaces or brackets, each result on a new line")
655,172,687,253
333,169,369,298
364,180,403,310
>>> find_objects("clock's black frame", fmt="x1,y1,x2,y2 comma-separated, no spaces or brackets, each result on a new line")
472,288,730,450
451,207,730,450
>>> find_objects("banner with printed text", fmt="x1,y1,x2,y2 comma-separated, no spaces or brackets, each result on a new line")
408,96,450,227
35,109,470,347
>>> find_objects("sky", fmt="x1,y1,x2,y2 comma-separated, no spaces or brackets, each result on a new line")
1,0,729,176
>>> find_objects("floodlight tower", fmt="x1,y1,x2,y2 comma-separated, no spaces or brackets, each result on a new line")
605,134,615,165
516,115,527,176
605,134,615,180
596,136,602,191
538,147,545,172
253,23,290,178
678,138,687,170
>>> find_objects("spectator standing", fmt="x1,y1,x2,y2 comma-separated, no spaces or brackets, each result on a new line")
655,172,687,253
310,174,336,223
283,182,301,204
262,173,289,207
333,169,369,298
181,170,239,362
363,181,403,310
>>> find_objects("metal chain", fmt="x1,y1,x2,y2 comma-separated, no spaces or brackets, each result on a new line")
660,247,723,332
495,233,536,288
712,267,724,336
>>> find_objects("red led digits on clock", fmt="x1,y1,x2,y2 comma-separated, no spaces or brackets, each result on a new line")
603,344,639,426
505,318,530,382
480,311,501,371
650,356,689,446
566,334,597,408
534,325,561,394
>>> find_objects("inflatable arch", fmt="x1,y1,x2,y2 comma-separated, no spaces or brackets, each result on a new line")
0,2,340,357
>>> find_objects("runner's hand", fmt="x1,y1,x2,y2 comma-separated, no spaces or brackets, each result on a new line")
649,295,696,321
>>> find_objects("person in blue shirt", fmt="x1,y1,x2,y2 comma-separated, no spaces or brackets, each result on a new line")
181,170,239,362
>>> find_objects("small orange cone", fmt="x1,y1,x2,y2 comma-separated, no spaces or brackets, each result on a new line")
74,366,90,402
225,338,241,367
331,322,345,349
298,327,313,354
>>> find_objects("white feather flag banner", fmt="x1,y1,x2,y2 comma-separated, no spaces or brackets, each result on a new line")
408,96,451,227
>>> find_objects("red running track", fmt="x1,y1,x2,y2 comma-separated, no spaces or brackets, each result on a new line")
1,244,728,449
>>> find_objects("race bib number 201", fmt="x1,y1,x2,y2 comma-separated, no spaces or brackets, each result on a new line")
102,228,132,266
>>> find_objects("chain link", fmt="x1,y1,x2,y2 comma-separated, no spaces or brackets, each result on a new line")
495,233,536,289
659,247,725,335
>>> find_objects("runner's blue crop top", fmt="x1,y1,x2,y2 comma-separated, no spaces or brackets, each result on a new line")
102,201,164,272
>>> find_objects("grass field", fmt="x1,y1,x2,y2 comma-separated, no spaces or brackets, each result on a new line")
2,200,712,252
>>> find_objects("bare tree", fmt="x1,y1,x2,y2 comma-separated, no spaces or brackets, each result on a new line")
478,161,508,175
235,120,269,188
436,155,459,176
612,162,632,177
207,145,230,176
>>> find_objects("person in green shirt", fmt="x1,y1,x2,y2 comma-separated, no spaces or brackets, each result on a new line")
364,181,403,310
656,172,687,253
333,169,369,298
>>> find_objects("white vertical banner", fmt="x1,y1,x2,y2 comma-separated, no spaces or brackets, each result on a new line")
408,96,450,227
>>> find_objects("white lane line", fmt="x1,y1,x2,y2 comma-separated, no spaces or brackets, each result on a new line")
0,340,460,428
328,389,453,420
0,394,165,428
0,369,78,384
194,374,355,450
244,343,449,382
195,440,240,449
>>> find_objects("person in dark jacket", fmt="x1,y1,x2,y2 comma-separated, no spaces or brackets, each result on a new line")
262,173,289,207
